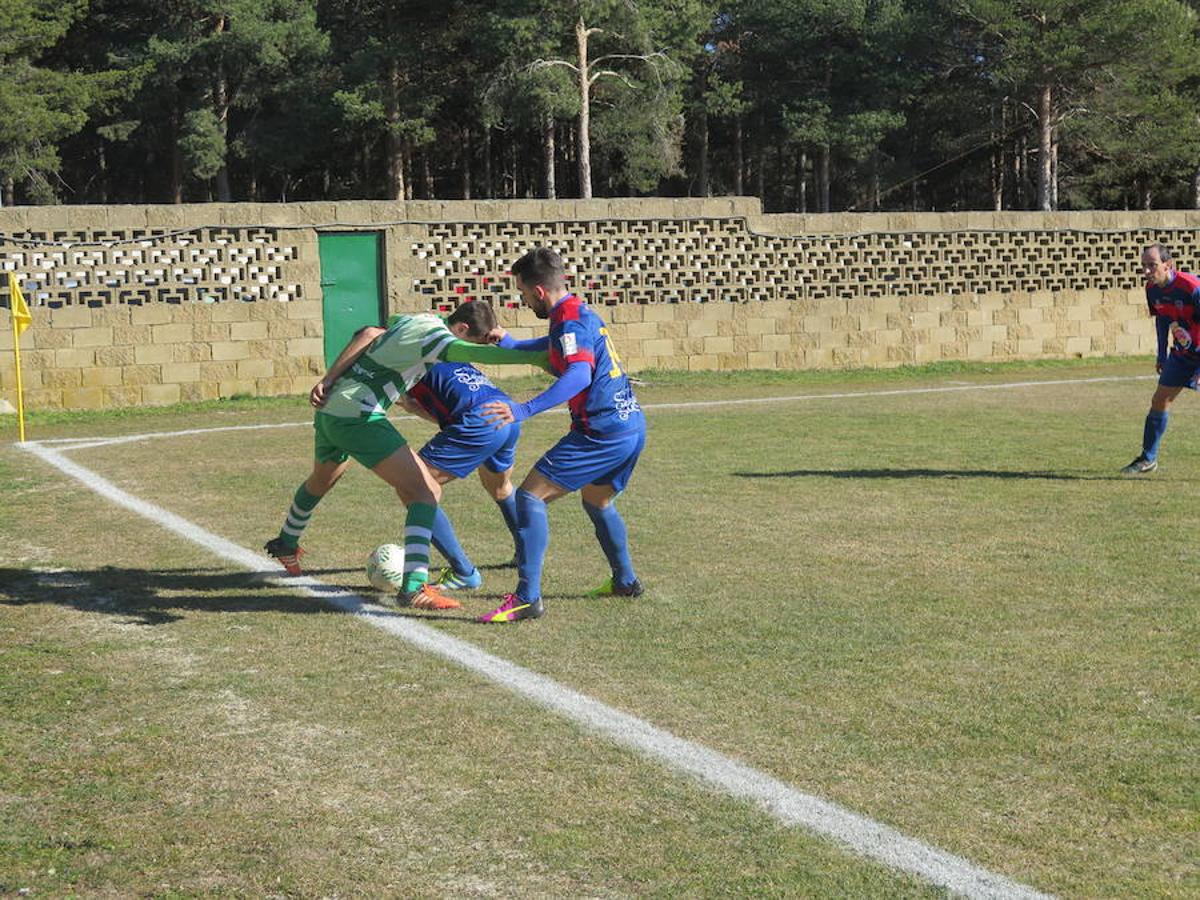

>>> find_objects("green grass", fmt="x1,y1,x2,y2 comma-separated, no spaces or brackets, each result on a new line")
1,358,1197,897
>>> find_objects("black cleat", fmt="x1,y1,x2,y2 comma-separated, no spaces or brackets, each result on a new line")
1120,456,1158,475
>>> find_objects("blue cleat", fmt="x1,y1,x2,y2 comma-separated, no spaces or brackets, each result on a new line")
432,566,483,590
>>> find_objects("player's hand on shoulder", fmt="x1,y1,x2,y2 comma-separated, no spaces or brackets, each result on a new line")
487,326,508,344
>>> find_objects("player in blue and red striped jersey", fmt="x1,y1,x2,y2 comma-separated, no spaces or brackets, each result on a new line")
476,247,647,623
1121,242,1200,474
399,360,524,590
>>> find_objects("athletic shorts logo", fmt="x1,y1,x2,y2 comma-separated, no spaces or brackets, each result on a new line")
560,333,577,356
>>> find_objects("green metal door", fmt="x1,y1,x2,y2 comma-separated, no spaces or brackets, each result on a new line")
318,232,385,367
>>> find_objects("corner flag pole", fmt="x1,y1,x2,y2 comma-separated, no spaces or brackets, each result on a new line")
7,272,32,442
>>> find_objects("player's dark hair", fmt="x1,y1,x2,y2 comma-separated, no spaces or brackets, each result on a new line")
1147,242,1173,263
511,247,566,288
446,300,497,339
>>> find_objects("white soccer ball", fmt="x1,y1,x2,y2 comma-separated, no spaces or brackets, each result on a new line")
366,543,406,592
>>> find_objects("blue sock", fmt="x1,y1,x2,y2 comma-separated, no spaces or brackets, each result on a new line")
495,491,520,554
583,500,636,587
1143,410,1169,461
430,508,474,576
516,489,548,600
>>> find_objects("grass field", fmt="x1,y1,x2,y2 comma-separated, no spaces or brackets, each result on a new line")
1,358,1197,898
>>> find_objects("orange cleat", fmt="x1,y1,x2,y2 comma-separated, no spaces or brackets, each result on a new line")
264,538,305,576
402,583,462,610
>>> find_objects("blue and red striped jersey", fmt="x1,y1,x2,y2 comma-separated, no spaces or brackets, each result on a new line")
1147,270,1200,360
547,294,644,435
406,361,509,428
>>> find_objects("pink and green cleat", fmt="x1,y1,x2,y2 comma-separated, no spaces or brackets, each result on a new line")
477,593,544,623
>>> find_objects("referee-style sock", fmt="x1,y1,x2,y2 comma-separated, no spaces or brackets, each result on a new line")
431,507,474,576
277,484,321,549
583,500,636,588
515,489,548,601
401,502,437,594
1143,410,1169,461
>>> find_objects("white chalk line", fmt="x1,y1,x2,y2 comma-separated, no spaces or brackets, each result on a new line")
18,434,1051,899
27,373,1154,451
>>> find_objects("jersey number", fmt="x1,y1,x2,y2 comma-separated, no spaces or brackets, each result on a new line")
599,327,624,378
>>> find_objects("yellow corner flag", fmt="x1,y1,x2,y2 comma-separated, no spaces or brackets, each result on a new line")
8,272,31,441
8,272,31,336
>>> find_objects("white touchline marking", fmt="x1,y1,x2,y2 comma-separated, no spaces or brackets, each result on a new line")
642,374,1155,410
17,438,1052,899
26,373,1155,450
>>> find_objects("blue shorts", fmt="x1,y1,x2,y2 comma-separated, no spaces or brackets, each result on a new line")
1159,353,1200,390
419,414,520,479
533,426,646,493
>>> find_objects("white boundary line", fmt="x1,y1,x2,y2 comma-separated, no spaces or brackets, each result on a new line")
13,379,1067,898
26,373,1154,450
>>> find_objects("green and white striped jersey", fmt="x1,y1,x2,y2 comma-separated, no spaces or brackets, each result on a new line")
320,314,456,419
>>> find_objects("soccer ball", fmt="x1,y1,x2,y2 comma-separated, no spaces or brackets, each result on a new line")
366,543,406,592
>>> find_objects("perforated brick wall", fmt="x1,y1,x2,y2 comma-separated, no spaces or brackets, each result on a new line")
0,200,1185,410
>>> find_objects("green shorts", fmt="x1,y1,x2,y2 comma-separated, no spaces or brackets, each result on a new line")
314,412,407,469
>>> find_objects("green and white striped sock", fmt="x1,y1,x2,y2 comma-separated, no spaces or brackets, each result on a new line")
401,502,437,593
278,484,321,549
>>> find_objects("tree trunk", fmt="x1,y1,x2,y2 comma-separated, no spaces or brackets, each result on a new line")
1014,133,1026,209
869,151,880,211
798,151,807,213
733,117,744,194
576,17,593,199
818,144,831,212
696,107,709,197
213,15,232,202
170,107,184,204
384,58,405,201
991,101,1005,211
461,127,472,199
754,109,766,199
542,114,556,198
1193,164,1200,209
1050,134,1059,210
1037,82,1053,211
97,140,108,204
422,152,434,198
482,128,493,198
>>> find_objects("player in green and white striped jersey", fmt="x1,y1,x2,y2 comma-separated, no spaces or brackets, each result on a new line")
265,301,547,611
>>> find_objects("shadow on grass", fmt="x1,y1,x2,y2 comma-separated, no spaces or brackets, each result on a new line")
0,566,353,625
0,565,609,629
733,467,1121,481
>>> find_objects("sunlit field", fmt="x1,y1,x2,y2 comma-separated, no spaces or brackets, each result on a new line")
1,358,1196,898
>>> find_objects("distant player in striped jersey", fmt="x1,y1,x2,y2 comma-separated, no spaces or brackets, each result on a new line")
1121,242,1200,474
264,301,546,610
397,360,525,591
476,247,647,623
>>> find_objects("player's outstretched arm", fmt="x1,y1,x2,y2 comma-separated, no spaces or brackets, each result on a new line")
310,326,386,408
441,339,551,371
479,361,590,428
493,330,551,352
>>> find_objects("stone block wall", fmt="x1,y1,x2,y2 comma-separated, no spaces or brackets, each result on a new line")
0,198,1184,411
